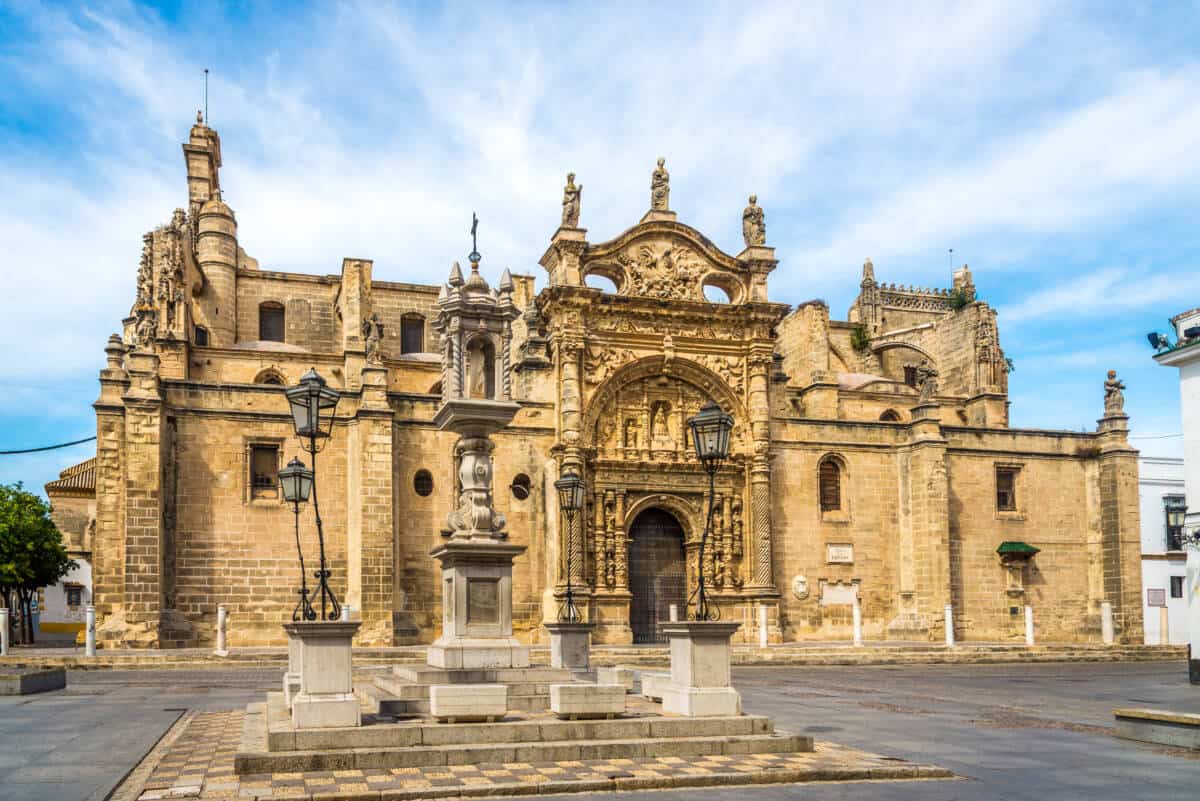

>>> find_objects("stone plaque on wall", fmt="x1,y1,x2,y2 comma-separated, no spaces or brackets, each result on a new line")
467,579,500,624
819,582,858,607
826,543,854,564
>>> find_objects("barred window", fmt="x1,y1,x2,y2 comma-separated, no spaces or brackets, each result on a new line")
250,444,279,499
996,467,1018,512
401,315,424,354
819,459,841,512
259,302,285,342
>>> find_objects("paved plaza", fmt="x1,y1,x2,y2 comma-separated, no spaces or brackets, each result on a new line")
0,661,1195,801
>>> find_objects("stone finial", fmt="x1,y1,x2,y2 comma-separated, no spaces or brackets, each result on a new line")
862,258,875,284
448,261,464,287
196,109,203,125
651,157,670,211
742,194,765,247
561,172,582,228
105,334,125,369
1104,369,1126,415
499,268,513,294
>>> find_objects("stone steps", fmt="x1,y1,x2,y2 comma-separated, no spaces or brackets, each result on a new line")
237,697,808,774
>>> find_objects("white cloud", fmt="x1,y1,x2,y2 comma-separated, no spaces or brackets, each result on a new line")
1000,267,1200,324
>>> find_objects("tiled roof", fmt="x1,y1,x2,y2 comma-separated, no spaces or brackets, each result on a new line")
45,457,96,496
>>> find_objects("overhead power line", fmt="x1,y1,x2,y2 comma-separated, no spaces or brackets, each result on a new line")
0,436,97,455
1128,433,1182,440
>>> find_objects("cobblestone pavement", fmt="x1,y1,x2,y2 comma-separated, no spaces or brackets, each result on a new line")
1,661,1196,801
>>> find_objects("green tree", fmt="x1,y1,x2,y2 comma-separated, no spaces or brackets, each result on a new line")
0,482,75,645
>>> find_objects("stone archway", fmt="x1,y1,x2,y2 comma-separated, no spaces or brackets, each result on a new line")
627,507,687,644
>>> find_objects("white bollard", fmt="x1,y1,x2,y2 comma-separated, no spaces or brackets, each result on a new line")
1101,601,1114,645
758,604,769,648
1024,605,1035,646
85,605,96,657
852,602,864,647
214,605,229,657
668,604,679,623
1159,607,1170,646
1,607,9,657
944,604,955,648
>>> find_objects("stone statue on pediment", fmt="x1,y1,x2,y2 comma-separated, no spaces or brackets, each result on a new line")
362,312,384,364
916,360,939,403
651,157,670,210
561,172,582,228
742,195,765,246
1104,370,1125,415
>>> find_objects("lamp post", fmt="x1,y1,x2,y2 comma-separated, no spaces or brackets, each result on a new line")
687,400,734,622
555,471,586,623
285,368,342,621
1167,501,1191,550
279,457,316,621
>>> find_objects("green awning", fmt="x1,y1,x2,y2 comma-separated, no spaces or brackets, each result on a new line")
997,541,1040,557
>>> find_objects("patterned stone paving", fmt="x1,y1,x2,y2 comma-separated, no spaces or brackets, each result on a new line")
130,710,954,800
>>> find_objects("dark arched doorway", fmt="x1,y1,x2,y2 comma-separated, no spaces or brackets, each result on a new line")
628,508,686,644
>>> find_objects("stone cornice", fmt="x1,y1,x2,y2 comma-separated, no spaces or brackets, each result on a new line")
584,219,744,272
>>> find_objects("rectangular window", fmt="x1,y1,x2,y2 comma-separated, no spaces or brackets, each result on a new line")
250,444,279,499
259,304,285,342
903,365,917,387
996,467,1018,512
401,316,424,354
1170,576,1185,599
194,326,209,346
1165,495,1186,550
65,586,82,607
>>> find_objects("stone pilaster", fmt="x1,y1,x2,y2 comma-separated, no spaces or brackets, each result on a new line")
92,336,128,631
1096,411,1143,642
889,403,951,639
746,348,776,592
346,364,395,645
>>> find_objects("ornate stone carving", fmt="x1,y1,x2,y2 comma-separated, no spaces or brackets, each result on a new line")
362,312,384,364
914,360,939,403
561,172,582,228
698,354,744,396
1104,370,1126,415
742,195,765,247
618,244,703,300
650,157,669,210
584,344,635,385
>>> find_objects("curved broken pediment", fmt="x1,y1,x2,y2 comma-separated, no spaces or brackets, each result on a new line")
582,222,750,304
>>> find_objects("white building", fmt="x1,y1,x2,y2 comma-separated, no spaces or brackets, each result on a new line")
1151,305,1200,683
1138,456,1187,644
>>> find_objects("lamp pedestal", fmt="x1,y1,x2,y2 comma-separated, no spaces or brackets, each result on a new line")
283,621,361,729
659,621,742,717
544,621,594,673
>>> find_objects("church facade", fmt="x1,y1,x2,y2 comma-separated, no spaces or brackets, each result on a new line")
57,114,1144,648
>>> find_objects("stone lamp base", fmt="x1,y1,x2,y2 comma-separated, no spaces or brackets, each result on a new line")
659,621,742,717
282,620,361,729
543,621,595,673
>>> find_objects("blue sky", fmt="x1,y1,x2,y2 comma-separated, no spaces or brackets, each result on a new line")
1,1,1197,495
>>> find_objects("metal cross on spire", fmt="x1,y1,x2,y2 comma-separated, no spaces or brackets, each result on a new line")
469,212,481,265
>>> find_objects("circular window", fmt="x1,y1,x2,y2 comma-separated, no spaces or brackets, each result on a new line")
413,469,434,497
510,473,532,500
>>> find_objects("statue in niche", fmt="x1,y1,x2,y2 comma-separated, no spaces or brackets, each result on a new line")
623,418,641,450
1104,370,1126,415
561,172,582,228
742,194,765,247
650,401,673,451
466,337,496,399
916,360,939,403
362,312,384,364
650,157,670,210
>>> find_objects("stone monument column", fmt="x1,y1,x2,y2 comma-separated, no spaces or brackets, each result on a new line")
427,254,528,670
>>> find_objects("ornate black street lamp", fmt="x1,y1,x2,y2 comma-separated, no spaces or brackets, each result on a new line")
285,368,341,621
1167,502,1200,549
279,457,316,621
687,400,734,622
555,471,587,623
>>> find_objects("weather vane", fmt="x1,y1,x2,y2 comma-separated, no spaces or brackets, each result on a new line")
469,212,481,265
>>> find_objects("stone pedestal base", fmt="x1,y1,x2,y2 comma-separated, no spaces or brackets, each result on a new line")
429,538,529,670
544,621,594,672
660,621,742,718
283,620,361,729
283,630,302,708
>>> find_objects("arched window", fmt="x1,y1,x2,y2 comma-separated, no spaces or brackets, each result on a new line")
259,302,285,342
466,337,496,399
879,409,901,422
818,457,842,512
255,369,286,386
401,314,424,354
